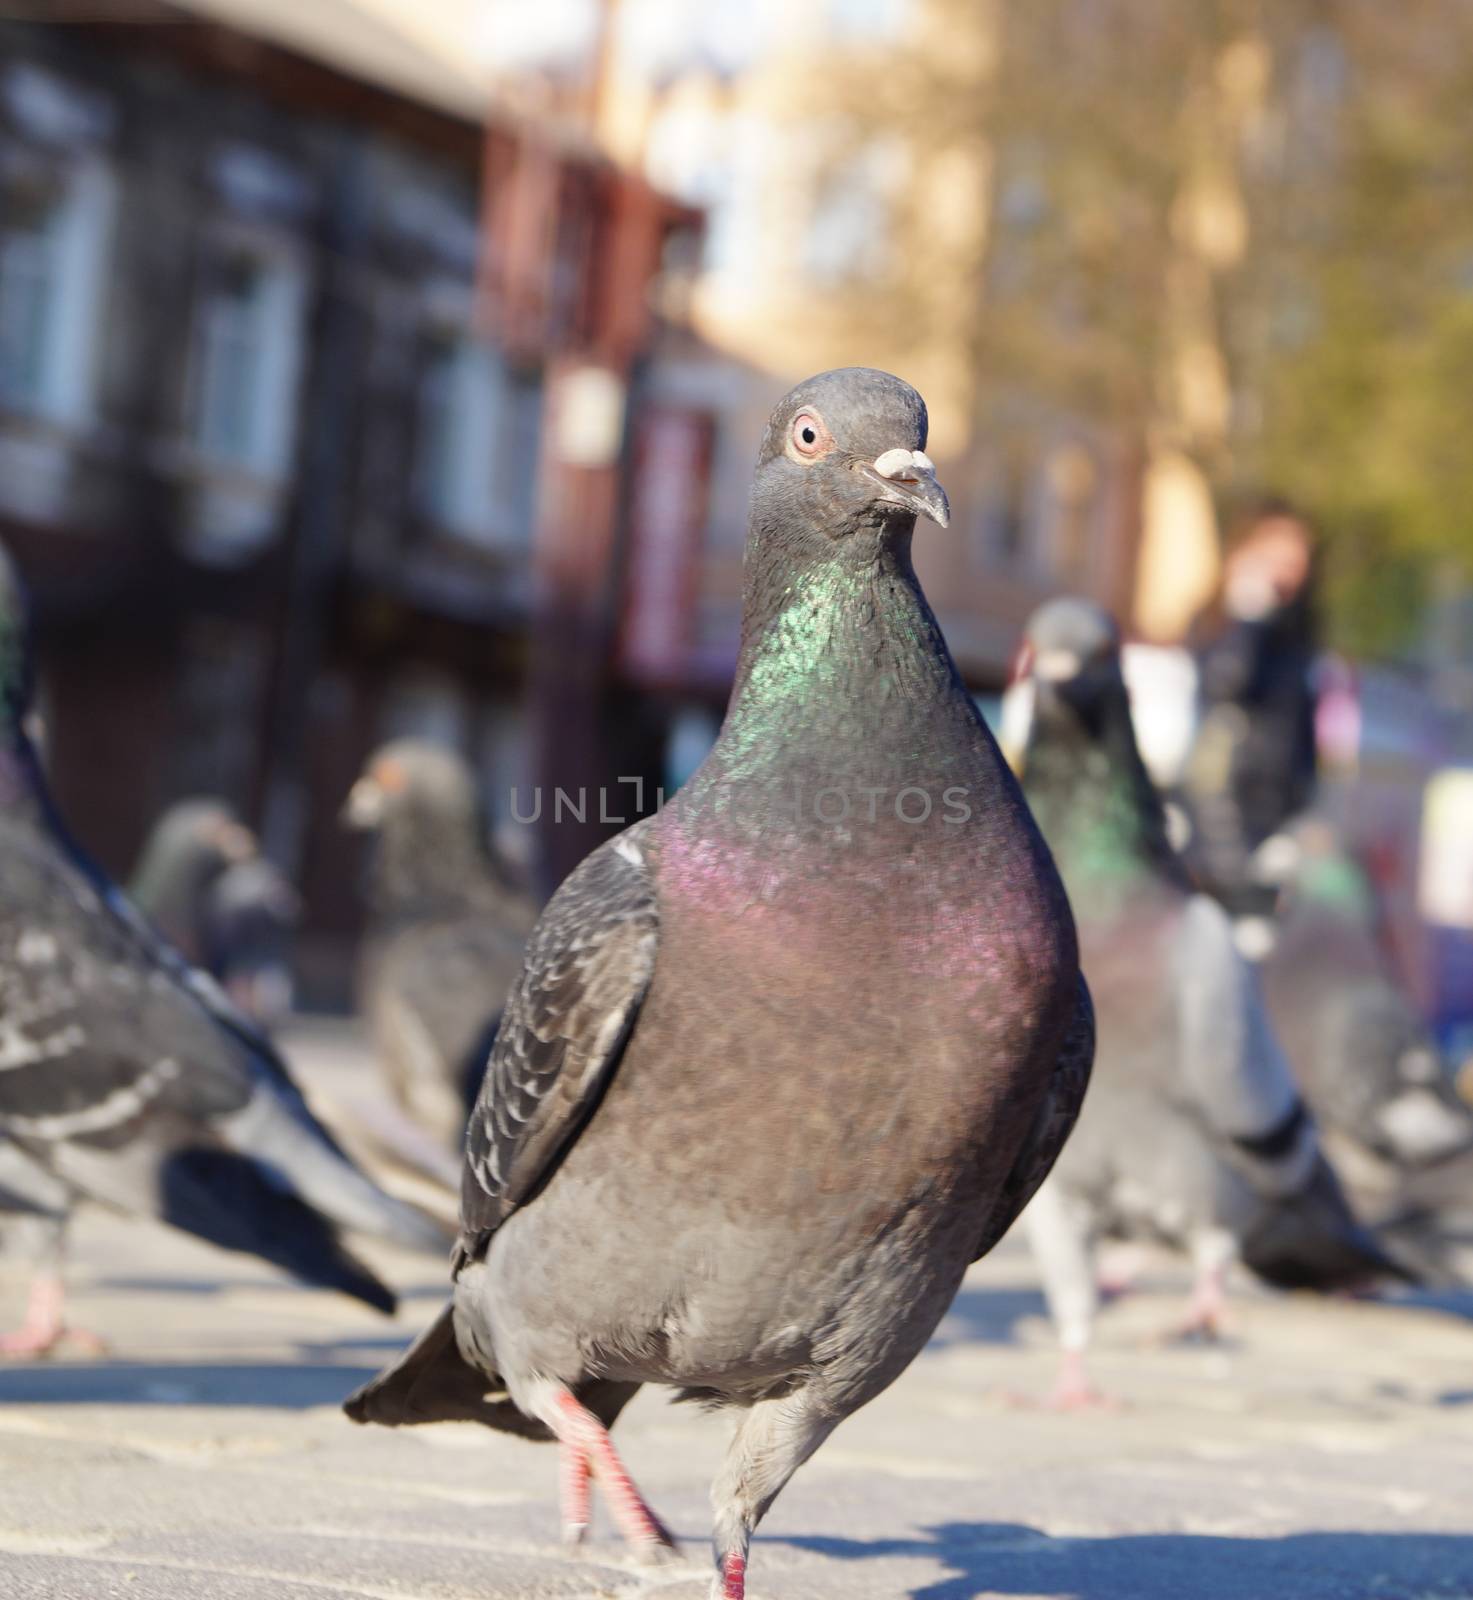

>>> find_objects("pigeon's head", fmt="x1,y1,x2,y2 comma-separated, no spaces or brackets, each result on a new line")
344,739,479,838
1017,597,1125,738
129,799,258,952
751,369,950,553
0,541,35,736
143,799,257,887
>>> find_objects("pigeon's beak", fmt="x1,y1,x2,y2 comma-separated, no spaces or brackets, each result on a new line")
343,776,385,829
213,819,258,864
864,448,951,528
1030,648,1083,684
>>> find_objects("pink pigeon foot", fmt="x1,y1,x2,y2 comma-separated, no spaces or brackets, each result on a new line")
547,1387,677,1562
1043,1349,1121,1412
1158,1266,1228,1346
0,1276,107,1359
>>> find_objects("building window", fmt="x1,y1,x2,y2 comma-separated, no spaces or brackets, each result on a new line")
1040,442,1099,584
171,616,269,805
978,447,1034,570
0,155,113,425
188,243,306,478
413,330,542,550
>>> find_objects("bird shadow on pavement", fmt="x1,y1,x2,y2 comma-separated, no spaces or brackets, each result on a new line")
928,1285,1051,1348
1389,1286,1473,1325
0,1360,377,1409
91,1275,449,1302
781,1523,1473,1600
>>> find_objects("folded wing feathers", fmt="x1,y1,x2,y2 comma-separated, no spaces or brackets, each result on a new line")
1177,894,1319,1197
460,828,658,1251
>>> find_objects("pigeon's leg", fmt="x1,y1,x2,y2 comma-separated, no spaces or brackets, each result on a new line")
1021,1181,1112,1409
710,1392,838,1600
0,1272,66,1358
0,1218,105,1360
0,1272,104,1358
1161,1228,1234,1345
533,1383,676,1560
559,1439,593,1545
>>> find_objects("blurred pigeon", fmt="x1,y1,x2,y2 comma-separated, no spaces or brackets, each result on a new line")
0,545,445,1355
1258,818,1473,1286
128,799,255,966
130,800,300,1024
345,740,535,1147
344,370,1092,1600
1013,597,1403,1407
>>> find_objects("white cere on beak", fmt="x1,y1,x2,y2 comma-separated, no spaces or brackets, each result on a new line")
1032,648,1083,683
344,777,385,827
867,446,950,527
873,448,924,479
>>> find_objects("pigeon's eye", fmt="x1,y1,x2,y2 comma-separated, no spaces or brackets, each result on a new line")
790,412,829,459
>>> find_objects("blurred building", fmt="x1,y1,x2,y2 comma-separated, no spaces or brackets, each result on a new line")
0,3,694,995
474,0,1167,737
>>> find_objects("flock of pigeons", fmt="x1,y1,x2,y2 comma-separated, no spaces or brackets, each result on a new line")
3,368,1471,1600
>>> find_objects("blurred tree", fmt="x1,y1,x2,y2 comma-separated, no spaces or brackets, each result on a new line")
1252,2,1473,656
831,0,1473,657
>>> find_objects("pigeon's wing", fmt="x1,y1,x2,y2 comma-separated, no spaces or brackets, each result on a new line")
0,819,243,1137
459,824,658,1260
974,974,1094,1260
1173,893,1406,1287
0,815,443,1268
1173,893,1318,1197
0,1133,70,1221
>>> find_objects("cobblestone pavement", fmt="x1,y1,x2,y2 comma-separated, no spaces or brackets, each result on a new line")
2,1021,1472,1600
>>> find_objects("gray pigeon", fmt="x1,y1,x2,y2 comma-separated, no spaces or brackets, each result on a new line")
0,545,445,1356
129,799,300,1024
345,740,536,1147
1012,596,1402,1407
344,369,1093,1600
1258,817,1473,1286
128,799,256,967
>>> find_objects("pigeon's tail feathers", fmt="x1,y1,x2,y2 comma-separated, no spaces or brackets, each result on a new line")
1239,1152,1416,1291
159,1146,396,1313
343,1302,550,1437
215,1080,450,1254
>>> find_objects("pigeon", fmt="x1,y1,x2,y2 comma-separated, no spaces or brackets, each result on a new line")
128,799,257,967
130,799,300,1023
344,369,1093,1600
0,543,445,1355
345,740,536,1147
1011,596,1403,1407
1257,817,1473,1286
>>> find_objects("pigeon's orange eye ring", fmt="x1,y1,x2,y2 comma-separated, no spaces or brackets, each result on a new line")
789,411,832,460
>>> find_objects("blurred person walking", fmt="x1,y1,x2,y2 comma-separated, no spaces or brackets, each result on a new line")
1183,500,1320,919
